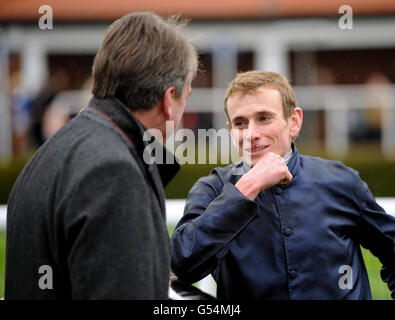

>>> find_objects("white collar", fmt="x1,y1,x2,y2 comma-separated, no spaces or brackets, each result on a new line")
283,149,293,165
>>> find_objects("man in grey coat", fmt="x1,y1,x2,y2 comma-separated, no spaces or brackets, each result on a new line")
5,12,198,299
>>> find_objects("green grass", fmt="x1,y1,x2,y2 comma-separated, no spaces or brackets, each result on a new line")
0,232,5,297
361,247,392,300
0,231,391,299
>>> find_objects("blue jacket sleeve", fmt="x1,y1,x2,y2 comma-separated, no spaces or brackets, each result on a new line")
171,174,258,283
355,177,395,299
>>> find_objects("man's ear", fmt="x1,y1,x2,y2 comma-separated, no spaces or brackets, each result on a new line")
289,107,303,138
162,86,177,120
227,121,232,132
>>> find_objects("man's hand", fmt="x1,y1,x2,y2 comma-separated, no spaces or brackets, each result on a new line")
235,152,293,200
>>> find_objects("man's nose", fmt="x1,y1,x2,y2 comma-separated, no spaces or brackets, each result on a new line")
248,121,260,141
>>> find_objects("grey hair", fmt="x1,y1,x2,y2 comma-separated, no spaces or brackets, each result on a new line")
92,12,198,111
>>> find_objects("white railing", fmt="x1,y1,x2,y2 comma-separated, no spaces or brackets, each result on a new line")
187,85,395,159
2,84,395,161
46,85,395,160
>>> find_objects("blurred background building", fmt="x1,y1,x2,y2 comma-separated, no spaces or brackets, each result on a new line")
1,0,395,160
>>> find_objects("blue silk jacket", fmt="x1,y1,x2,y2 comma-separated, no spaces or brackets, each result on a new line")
171,145,395,299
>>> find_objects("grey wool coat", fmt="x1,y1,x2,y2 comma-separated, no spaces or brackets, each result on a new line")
5,97,180,299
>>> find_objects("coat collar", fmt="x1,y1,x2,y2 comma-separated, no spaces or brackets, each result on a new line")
86,96,180,211
286,143,301,181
